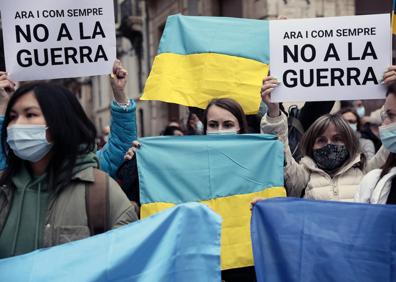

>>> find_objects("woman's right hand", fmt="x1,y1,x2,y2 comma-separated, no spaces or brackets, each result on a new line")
0,72,16,114
124,140,141,160
260,76,280,117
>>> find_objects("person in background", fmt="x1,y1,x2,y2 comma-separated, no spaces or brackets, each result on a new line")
0,60,137,179
186,112,204,135
338,107,375,160
353,100,366,118
0,83,137,258
97,125,110,149
162,125,184,136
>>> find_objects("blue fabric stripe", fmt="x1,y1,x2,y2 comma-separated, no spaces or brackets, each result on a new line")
0,203,222,282
158,14,270,64
137,134,284,204
251,198,396,282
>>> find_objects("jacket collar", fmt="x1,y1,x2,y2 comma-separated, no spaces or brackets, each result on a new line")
300,154,362,177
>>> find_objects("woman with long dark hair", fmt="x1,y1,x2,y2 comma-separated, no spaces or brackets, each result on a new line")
0,83,137,258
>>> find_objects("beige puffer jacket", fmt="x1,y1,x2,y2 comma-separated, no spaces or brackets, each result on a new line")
260,112,389,201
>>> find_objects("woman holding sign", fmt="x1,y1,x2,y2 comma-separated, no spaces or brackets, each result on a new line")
259,75,390,201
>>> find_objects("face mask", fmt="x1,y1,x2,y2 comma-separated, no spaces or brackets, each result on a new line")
379,123,396,153
313,143,349,171
356,106,365,118
7,124,53,162
207,129,238,135
348,123,357,132
195,121,204,135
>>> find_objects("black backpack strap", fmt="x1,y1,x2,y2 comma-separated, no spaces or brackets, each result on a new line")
85,168,110,235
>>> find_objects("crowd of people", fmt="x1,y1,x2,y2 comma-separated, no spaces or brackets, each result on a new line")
1,58,396,281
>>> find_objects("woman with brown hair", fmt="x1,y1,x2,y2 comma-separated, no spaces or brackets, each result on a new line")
259,76,389,201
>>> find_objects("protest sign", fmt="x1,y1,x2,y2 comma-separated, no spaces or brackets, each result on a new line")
0,0,116,81
269,14,391,102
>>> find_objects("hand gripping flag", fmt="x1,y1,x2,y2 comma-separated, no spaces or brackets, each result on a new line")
251,198,396,282
137,134,285,270
0,203,222,282
141,14,270,114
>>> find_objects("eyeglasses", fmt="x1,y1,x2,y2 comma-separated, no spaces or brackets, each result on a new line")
380,110,396,122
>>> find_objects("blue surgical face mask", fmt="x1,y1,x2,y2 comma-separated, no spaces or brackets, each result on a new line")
7,124,53,162
207,129,238,135
379,123,396,153
356,106,365,118
348,122,357,132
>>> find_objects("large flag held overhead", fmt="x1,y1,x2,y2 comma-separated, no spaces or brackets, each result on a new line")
141,14,270,114
137,134,285,270
0,203,222,282
251,198,396,282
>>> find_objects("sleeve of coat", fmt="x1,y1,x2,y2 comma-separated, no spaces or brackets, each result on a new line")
359,138,375,160
364,145,389,173
108,176,139,228
354,169,381,203
260,112,310,197
96,100,137,178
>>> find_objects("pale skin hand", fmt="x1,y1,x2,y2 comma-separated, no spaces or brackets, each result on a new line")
260,76,280,117
110,59,129,104
124,140,141,160
0,72,16,114
383,66,396,85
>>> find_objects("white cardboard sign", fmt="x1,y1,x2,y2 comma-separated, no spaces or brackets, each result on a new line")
0,0,116,81
269,14,391,102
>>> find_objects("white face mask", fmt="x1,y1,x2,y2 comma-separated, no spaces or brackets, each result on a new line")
7,124,53,162
348,123,357,132
195,121,204,135
207,129,238,135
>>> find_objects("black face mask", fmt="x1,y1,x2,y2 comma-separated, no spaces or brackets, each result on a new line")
312,144,349,171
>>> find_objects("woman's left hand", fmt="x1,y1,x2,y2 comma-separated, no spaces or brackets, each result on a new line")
383,65,396,85
109,59,129,104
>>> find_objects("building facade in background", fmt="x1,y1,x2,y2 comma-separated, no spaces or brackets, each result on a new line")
0,0,393,137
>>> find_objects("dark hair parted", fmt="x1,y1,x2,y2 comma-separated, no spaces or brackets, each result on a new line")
202,98,248,134
0,83,97,193
300,113,364,169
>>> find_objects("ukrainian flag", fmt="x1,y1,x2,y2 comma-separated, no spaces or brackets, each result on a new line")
141,14,270,114
393,0,396,35
0,203,222,282
137,134,285,270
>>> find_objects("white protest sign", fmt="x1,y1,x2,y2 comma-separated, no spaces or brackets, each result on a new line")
269,14,391,102
0,0,116,81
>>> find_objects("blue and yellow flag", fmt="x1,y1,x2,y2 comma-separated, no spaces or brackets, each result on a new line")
137,134,285,270
141,14,269,114
251,198,396,282
393,0,396,34
0,203,222,282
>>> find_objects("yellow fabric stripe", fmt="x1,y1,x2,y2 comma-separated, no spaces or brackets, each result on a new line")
141,187,286,270
141,53,269,115
393,13,396,35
